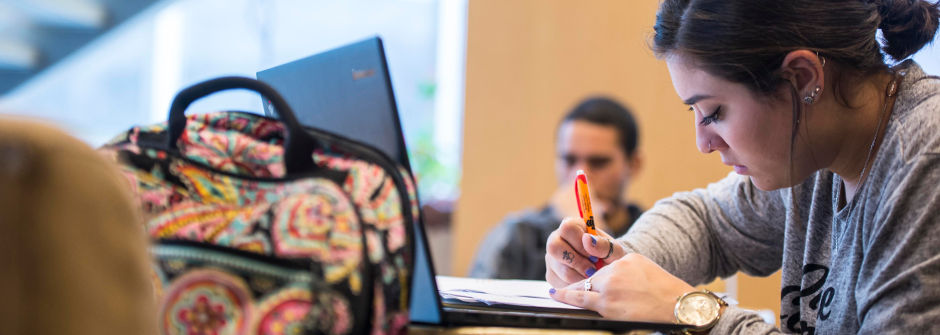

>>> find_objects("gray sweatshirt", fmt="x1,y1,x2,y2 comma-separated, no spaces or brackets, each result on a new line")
620,60,940,334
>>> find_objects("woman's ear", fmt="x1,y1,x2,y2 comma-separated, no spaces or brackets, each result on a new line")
780,50,826,104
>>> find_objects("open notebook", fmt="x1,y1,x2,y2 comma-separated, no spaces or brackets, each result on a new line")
436,276,584,312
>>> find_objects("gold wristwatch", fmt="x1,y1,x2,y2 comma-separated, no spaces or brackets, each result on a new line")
674,289,728,334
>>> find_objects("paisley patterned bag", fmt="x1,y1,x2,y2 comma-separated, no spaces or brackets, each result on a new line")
100,77,418,335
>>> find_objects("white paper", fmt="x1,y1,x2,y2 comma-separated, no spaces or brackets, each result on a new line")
436,275,584,310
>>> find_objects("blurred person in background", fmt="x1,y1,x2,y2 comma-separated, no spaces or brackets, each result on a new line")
0,117,156,335
470,97,643,279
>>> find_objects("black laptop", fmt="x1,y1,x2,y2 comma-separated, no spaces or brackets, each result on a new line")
257,36,685,332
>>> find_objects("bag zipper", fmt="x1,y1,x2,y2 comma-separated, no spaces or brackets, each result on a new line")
153,240,315,279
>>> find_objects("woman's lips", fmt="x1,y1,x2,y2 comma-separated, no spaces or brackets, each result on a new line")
723,159,749,175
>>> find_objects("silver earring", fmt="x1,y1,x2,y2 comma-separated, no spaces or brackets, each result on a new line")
815,51,826,68
802,86,821,104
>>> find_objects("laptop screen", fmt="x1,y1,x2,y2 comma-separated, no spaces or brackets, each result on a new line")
256,36,444,324
257,37,410,168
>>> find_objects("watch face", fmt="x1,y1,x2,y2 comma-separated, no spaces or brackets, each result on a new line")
677,292,720,327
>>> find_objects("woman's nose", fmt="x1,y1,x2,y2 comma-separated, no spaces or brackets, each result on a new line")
695,129,726,154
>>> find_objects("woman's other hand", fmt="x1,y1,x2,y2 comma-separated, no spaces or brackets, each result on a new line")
550,253,695,323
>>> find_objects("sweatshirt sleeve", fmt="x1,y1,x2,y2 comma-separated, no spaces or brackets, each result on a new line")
616,173,797,333
619,172,789,285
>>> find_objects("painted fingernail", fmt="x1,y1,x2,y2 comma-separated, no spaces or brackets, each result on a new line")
590,236,597,246
586,267,596,277
589,256,598,263
549,288,556,295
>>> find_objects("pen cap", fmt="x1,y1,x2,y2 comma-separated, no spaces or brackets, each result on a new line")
575,170,593,218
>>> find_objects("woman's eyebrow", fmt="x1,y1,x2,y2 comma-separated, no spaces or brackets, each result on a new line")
682,94,714,105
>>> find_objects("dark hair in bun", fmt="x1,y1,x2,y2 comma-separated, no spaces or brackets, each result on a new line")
652,0,939,95
878,0,940,61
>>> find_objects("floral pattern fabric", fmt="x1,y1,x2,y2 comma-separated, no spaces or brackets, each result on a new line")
101,111,415,335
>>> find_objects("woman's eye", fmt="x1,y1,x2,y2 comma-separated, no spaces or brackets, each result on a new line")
699,106,722,126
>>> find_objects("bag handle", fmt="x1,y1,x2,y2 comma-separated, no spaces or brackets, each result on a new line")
166,76,318,175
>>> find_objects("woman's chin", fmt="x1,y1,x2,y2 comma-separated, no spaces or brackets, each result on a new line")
748,175,791,191
750,171,816,190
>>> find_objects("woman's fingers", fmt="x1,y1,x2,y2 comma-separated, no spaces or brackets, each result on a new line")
545,242,597,284
545,252,584,285
581,233,627,262
550,279,602,311
551,253,699,323
545,261,569,288
559,216,626,262
545,217,630,287
557,218,590,255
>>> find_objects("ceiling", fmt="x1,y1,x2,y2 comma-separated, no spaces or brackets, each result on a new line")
0,0,160,95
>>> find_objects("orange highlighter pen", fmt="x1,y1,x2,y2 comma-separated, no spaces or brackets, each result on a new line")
574,170,605,269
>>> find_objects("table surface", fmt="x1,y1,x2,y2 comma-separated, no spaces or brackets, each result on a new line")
408,325,658,335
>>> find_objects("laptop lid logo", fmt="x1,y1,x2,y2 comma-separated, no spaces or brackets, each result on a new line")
352,68,375,80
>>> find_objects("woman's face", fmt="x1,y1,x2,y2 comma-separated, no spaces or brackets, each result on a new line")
666,54,815,190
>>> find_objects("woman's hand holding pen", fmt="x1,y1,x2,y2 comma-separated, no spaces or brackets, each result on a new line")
544,217,624,286
544,217,695,323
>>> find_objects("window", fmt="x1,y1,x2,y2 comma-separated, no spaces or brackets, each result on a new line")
0,0,465,203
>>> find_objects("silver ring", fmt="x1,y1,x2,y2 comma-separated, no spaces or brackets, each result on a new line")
603,238,615,260
584,277,593,291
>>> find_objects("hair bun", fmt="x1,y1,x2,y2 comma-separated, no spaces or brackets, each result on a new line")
877,0,940,61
